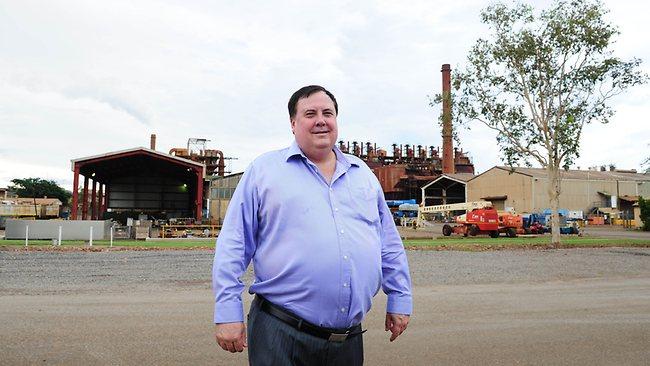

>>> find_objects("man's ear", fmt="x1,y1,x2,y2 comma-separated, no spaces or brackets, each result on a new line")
290,119,295,134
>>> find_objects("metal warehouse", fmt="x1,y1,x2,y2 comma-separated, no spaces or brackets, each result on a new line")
70,147,206,222
466,166,650,217
209,172,244,224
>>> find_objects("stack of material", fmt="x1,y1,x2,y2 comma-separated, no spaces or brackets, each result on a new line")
133,220,152,240
0,198,62,218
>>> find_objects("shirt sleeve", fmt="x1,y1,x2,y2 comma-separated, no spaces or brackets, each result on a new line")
212,163,259,323
376,184,413,316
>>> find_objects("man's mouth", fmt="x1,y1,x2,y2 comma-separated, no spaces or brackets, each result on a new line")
312,131,330,135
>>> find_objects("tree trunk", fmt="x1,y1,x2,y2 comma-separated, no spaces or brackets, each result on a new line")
547,164,561,245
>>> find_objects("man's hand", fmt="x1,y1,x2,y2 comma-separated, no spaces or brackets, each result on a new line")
215,322,247,353
385,313,410,342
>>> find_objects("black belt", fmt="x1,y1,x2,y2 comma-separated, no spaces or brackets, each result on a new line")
256,295,365,343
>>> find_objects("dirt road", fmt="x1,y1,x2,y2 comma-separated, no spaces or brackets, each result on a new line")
1,248,649,365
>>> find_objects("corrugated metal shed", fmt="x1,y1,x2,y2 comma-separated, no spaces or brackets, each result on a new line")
472,166,650,182
467,166,650,215
70,147,207,222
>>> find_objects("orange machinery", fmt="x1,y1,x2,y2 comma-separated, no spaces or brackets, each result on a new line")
498,212,524,237
418,202,527,238
418,201,500,237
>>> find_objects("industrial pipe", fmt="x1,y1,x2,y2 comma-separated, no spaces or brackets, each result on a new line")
441,64,454,174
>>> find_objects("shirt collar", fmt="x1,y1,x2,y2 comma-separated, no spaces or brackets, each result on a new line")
285,140,359,168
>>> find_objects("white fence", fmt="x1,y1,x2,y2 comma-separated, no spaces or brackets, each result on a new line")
5,220,111,240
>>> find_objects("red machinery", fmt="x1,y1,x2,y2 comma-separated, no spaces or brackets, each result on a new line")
418,201,526,238
442,207,500,238
527,222,546,234
498,212,523,238
417,201,500,237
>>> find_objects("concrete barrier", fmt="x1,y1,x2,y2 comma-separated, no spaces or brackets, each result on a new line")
5,220,111,240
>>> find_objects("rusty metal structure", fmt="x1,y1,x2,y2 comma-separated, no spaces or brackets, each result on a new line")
338,141,474,201
339,64,475,201
169,138,227,177
441,64,455,175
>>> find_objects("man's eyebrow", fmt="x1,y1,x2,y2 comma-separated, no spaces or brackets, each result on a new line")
302,107,334,114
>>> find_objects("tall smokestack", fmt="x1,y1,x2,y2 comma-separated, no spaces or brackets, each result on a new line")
441,64,454,174
150,134,156,150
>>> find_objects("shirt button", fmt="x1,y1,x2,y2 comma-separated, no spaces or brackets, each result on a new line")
343,283,348,287
340,307,346,313
334,208,339,212
340,229,344,234
343,255,348,260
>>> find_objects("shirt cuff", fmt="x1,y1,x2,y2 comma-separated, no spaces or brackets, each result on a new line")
214,300,244,324
386,295,412,315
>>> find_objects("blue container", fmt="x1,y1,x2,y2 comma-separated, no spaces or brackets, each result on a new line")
385,199,416,207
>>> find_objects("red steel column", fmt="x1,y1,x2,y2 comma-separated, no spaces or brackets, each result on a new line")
104,185,110,214
71,165,80,220
91,180,97,220
82,176,89,220
195,168,203,221
441,64,455,174
97,183,104,220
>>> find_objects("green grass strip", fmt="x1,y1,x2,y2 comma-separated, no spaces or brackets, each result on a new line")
403,236,650,251
2,236,649,251
0,239,214,249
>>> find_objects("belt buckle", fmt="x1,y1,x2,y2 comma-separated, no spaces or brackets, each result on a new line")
328,332,348,342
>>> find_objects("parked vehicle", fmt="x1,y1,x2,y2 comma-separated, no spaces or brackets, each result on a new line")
498,212,524,237
522,213,548,234
416,201,498,237
442,207,500,238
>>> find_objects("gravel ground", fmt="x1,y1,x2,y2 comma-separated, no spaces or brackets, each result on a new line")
1,247,649,366
1,248,649,295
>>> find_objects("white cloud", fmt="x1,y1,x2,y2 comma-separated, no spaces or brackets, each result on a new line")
0,0,648,190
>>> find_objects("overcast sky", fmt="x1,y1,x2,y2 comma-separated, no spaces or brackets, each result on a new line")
1,0,648,191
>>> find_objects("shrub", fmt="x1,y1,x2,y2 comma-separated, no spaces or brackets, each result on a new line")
639,197,650,231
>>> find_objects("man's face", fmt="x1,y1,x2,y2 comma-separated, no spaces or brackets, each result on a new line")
291,91,338,155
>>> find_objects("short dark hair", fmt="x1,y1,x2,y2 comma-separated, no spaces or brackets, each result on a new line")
288,85,338,118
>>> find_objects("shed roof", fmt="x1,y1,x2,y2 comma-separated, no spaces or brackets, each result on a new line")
71,147,204,168
421,173,475,190
218,172,244,179
70,147,205,181
471,166,650,183
443,173,476,183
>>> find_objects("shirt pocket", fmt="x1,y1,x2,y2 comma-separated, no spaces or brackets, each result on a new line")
351,187,380,224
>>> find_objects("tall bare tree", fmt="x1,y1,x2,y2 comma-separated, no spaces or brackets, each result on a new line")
451,0,647,244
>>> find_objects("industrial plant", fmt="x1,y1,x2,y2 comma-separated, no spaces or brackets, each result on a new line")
2,64,649,240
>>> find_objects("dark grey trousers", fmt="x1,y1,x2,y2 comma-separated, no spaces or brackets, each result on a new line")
247,297,364,366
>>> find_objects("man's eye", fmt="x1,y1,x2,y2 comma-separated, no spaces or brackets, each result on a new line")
324,112,333,117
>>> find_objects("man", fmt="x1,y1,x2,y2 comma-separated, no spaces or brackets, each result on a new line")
212,85,412,365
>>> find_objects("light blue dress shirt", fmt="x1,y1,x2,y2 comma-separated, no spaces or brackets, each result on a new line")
212,141,412,328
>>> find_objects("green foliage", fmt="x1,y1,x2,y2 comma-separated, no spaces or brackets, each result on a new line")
449,0,647,169
9,178,72,204
639,197,650,231
441,0,648,244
